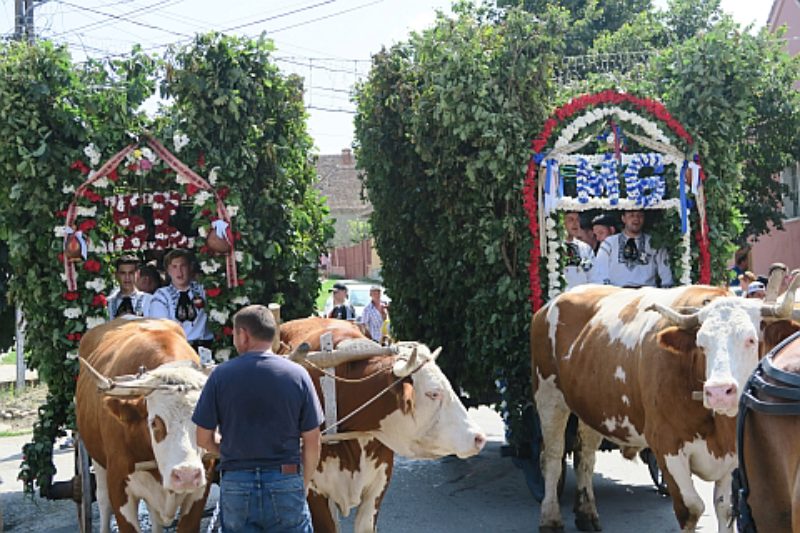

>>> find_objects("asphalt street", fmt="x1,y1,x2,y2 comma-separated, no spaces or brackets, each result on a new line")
0,406,721,532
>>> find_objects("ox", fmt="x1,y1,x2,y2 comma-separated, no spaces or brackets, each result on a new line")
532,280,800,533
736,330,800,532
278,317,486,533
76,318,213,533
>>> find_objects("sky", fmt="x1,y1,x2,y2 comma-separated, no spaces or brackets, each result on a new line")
0,0,775,154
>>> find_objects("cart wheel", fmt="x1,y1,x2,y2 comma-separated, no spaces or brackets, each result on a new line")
640,448,669,495
74,435,95,532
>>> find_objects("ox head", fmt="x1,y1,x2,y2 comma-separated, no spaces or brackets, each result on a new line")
377,342,486,459
80,358,209,493
648,270,800,417
293,340,486,459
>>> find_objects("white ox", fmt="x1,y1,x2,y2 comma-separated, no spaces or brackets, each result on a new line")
532,280,800,533
77,319,213,533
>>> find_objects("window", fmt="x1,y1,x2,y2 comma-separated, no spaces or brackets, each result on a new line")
782,163,800,219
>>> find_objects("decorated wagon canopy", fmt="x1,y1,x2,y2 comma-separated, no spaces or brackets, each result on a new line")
56,133,250,361
523,90,711,310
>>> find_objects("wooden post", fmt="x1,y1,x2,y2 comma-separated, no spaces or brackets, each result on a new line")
269,303,281,354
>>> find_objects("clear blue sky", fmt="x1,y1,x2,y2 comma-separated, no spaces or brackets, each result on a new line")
0,0,772,154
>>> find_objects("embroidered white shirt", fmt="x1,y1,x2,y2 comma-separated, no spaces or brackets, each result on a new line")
590,232,673,288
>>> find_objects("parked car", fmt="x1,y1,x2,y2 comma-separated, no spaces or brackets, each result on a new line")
322,281,388,320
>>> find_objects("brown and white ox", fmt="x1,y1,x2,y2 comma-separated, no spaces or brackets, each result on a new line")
532,281,800,533
76,318,213,533
278,317,486,533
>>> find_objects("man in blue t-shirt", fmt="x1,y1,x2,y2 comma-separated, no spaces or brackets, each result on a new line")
193,305,323,532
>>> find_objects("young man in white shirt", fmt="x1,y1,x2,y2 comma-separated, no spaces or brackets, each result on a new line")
590,209,673,288
563,211,595,290
107,255,152,319
148,249,213,350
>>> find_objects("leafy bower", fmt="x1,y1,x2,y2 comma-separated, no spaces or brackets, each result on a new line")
3,34,331,492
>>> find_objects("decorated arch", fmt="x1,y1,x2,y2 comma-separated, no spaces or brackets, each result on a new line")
524,90,712,310
57,134,251,361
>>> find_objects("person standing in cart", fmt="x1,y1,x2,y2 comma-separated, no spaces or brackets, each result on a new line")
591,209,673,288
148,249,213,351
107,255,152,318
193,305,323,532
563,211,595,290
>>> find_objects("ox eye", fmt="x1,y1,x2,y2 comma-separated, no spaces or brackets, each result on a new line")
425,390,442,401
745,337,757,347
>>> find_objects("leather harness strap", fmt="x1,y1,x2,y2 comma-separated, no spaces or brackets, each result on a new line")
734,330,800,533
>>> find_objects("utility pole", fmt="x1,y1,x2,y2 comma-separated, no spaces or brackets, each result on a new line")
14,0,35,42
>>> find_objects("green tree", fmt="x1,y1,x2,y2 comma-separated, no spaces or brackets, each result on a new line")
355,3,565,440
497,0,652,55
159,33,333,319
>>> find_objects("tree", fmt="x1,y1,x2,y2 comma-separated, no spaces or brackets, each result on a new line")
355,3,565,440
497,0,652,55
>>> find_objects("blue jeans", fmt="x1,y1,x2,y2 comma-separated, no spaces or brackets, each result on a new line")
220,468,312,532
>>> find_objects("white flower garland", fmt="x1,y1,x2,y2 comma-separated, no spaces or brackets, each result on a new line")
201,260,221,274
86,316,106,330
173,132,190,153
84,143,102,167
554,107,671,149
210,309,229,324
63,307,81,319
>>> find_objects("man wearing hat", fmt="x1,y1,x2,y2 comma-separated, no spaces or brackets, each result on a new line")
358,286,387,342
591,213,618,253
590,209,673,288
746,281,766,299
327,282,356,320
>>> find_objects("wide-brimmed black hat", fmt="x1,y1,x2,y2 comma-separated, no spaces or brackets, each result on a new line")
330,282,347,292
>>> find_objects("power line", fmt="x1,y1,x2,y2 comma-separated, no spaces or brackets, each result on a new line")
268,0,384,34
307,104,356,114
48,0,183,39
51,0,193,38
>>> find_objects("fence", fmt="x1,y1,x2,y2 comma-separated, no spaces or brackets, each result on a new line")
329,239,374,279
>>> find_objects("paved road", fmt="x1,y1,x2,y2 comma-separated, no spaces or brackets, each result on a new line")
0,407,722,532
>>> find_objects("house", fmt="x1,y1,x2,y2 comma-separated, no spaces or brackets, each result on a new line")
749,0,800,275
315,149,381,278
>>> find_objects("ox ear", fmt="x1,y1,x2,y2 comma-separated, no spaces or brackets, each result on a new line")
762,320,800,355
657,326,697,355
104,397,147,425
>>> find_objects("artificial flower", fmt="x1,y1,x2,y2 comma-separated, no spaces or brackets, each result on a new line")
86,316,105,329
63,307,82,319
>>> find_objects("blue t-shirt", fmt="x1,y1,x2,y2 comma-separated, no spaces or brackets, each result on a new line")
192,351,323,471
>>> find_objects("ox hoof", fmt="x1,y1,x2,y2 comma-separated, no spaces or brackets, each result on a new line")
575,513,602,532
539,525,565,533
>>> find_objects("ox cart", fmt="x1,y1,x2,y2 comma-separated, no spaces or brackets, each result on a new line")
39,134,245,532
508,91,713,502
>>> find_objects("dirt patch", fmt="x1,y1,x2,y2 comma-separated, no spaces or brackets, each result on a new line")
0,383,47,435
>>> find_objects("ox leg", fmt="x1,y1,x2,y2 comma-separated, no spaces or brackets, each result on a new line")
573,422,603,532
535,375,571,533
712,471,734,533
308,490,340,533
660,451,704,532
145,501,164,533
93,461,113,533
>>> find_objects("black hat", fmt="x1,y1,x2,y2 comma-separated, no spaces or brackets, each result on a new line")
330,282,347,292
591,214,618,228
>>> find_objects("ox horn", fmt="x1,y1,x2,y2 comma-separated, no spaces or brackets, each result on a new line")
393,347,419,378
761,269,800,319
430,347,442,362
764,263,789,304
645,303,700,329
79,357,113,391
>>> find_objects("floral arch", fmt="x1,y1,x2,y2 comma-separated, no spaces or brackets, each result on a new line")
57,134,252,361
524,90,712,311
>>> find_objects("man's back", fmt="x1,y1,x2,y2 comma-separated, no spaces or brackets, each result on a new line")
193,352,321,471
